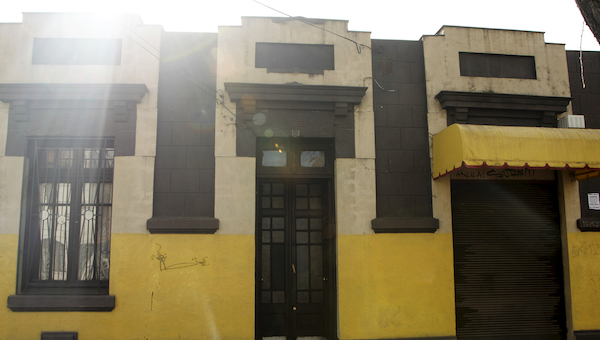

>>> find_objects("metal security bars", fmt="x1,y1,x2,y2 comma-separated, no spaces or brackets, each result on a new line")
20,139,114,295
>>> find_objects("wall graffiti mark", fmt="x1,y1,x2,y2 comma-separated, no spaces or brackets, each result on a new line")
453,168,536,179
151,244,208,271
572,241,600,258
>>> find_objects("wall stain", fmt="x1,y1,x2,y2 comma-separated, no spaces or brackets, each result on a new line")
151,243,208,271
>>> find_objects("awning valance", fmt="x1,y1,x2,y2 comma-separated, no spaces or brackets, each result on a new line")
432,124,600,179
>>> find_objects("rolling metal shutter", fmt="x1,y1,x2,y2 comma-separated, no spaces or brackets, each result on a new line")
451,180,567,340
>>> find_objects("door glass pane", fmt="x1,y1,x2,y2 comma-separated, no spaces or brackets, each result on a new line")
272,183,284,195
272,231,284,243
297,245,309,290
272,244,285,290
312,291,323,303
262,217,271,229
310,184,321,196
262,291,271,303
310,197,322,210
310,245,323,289
262,231,271,243
262,245,270,289
310,218,322,230
273,291,285,303
262,183,271,195
300,151,325,167
262,197,271,208
296,232,308,244
296,198,308,210
310,232,322,244
262,151,287,167
296,218,308,230
272,217,284,229
296,184,308,196
297,291,310,303
272,197,284,209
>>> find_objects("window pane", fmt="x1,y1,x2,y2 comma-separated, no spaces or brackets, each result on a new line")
79,182,112,280
300,151,325,167
38,183,71,281
262,151,287,167
28,143,114,290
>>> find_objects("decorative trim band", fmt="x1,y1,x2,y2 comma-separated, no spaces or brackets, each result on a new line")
436,91,571,112
371,217,440,233
147,217,219,234
225,82,367,104
7,295,115,312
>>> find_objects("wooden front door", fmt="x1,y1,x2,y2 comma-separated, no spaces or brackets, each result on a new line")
256,178,335,340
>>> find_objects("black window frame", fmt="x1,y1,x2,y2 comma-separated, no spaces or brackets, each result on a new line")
17,138,114,296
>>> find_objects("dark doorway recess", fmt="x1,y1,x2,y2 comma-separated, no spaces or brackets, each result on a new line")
256,138,336,340
256,179,336,340
451,180,567,340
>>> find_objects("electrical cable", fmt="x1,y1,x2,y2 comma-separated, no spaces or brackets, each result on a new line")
364,77,395,92
252,0,371,53
580,20,586,89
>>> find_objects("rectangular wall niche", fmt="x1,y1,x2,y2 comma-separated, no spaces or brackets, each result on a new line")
255,42,334,74
459,52,536,79
32,38,122,65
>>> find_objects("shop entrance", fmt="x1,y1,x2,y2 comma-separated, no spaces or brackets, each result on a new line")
451,180,567,339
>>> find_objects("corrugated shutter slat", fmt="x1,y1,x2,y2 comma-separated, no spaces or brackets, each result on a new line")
452,181,567,340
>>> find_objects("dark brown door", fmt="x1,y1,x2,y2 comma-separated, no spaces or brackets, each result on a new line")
256,178,335,340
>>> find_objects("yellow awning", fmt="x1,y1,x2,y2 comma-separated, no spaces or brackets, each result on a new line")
432,124,600,179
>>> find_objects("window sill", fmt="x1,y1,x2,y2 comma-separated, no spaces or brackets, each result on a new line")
371,217,440,233
147,217,219,234
574,330,600,340
7,294,115,312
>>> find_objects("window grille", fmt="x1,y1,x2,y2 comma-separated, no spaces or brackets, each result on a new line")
20,139,113,295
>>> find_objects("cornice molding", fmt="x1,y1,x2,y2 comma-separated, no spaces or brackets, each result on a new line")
0,83,148,103
436,91,571,112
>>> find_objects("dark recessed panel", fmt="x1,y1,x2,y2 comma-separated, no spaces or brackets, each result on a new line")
459,52,536,79
33,38,122,65
256,43,334,74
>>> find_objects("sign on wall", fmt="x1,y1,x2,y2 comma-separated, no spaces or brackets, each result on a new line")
449,167,555,181
588,193,600,210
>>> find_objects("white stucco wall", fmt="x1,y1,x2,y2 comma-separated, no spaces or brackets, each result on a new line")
214,17,376,235
422,26,573,234
0,13,162,235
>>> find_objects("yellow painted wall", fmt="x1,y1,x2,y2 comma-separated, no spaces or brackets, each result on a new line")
338,233,456,339
0,234,255,340
568,232,600,331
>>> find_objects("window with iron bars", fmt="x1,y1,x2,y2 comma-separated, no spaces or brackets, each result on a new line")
19,138,113,295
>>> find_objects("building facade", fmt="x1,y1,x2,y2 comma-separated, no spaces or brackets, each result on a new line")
1,13,600,340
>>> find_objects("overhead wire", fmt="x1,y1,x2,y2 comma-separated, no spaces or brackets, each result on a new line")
580,20,587,89
94,14,241,125
252,0,371,53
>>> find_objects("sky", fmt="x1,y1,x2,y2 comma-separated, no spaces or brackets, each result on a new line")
2,0,599,51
